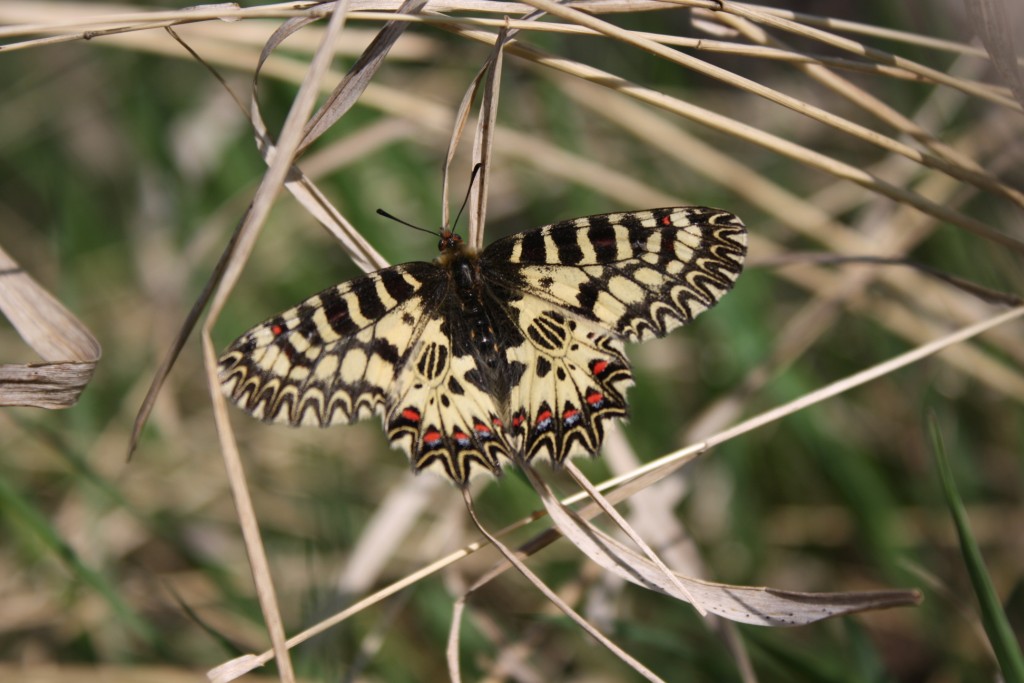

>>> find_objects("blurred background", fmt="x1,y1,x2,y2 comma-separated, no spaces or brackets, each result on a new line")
1,1,1022,681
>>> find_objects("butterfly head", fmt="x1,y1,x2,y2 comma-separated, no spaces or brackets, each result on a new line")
438,228,464,253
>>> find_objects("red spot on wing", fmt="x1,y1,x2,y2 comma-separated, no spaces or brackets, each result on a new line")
492,416,504,427
592,360,609,376
586,391,604,405
474,422,491,434
512,412,526,428
423,430,442,445
401,408,421,422
562,408,579,420
271,324,285,336
660,214,672,226
536,409,552,424
453,431,469,441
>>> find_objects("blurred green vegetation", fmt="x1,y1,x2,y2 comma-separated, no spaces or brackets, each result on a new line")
1,1,1022,681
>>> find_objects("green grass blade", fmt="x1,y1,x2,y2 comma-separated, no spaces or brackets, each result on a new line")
0,474,156,645
929,413,1024,682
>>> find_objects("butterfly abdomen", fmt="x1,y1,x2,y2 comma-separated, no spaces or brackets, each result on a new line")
444,252,524,410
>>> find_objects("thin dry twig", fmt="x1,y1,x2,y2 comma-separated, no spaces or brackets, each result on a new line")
202,4,363,682
458,485,667,683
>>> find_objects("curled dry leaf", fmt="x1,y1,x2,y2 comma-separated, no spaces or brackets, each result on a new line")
0,242,101,409
537,487,920,626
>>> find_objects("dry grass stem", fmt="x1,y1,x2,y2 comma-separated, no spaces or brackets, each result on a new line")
4,1,1021,680
462,479,668,683
562,460,707,614
200,4,361,681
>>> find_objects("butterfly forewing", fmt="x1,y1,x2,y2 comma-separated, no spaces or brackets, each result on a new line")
219,206,746,484
219,263,440,425
481,207,747,342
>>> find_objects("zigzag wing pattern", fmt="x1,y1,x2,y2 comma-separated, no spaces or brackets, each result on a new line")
220,205,746,484
218,262,511,483
501,303,633,464
483,207,747,342
383,314,512,483
219,263,438,425
482,207,746,464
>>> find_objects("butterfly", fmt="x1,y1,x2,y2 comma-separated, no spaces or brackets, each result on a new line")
218,207,747,485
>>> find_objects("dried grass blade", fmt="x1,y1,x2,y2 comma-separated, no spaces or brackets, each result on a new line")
210,5,351,319
208,655,266,683
446,550,518,683
496,460,916,629
461,487,666,683
0,242,101,409
203,327,296,683
519,0,1024,210
740,4,984,56
300,0,430,153
715,11,984,173
202,4,357,681
442,62,488,230
563,460,707,615
964,0,1024,108
249,9,388,272
466,23,508,249
287,170,390,272
448,25,1024,253
447,594,468,683
572,522,920,625
726,1,1022,109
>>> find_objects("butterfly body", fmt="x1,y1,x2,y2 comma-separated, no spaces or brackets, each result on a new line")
441,238,522,391
220,207,747,484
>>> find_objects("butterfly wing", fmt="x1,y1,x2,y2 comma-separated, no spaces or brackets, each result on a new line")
382,311,513,482
218,262,512,483
496,305,634,464
219,207,745,480
481,206,747,463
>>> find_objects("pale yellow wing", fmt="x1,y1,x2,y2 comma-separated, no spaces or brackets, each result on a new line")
480,207,747,463
218,261,512,483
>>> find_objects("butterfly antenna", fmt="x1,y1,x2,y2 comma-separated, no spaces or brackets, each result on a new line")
376,208,440,237
451,163,483,231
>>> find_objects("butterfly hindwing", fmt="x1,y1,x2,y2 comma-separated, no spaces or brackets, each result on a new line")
383,315,511,482
501,303,633,464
